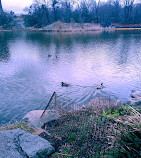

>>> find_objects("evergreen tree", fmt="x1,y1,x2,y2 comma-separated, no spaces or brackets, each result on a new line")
0,0,3,11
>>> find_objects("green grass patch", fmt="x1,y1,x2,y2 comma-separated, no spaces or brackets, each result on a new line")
102,105,132,118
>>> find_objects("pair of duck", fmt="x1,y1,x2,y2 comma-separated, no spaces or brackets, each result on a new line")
96,83,104,89
61,82,104,89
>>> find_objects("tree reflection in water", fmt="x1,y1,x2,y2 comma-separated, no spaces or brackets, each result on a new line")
0,32,11,62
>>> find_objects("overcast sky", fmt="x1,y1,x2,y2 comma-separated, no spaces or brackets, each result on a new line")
2,0,141,14
2,0,33,13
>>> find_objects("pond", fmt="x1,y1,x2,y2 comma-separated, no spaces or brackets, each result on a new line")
0,30,141,125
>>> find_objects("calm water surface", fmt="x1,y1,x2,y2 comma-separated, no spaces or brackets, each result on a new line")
0,31,141,125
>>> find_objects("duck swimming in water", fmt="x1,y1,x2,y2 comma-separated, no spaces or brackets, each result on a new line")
48,55,52,57
61,82,70,87
96,83,104,89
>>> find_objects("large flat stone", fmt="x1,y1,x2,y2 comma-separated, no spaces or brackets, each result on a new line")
0,129,55,158
0,131,24,158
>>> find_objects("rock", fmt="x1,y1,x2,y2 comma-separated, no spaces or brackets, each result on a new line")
0,130,24,158
131,90,141,99
127,90,141,106
127,98,141,106
39,132,62,152
0,129,55,158
22,110,60,128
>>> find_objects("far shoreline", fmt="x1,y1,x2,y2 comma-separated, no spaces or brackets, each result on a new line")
1,27,141,33
1,21,141,33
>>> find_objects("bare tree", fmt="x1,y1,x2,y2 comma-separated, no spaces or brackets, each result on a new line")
124,0,135,6
51,0,58,21
124,0,135,23
35,0,59,21
23,0,141,27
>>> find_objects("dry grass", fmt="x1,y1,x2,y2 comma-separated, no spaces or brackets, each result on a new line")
0,121,35,134
113,106,141,131
40,108,119,158
39,103,141,158
41,21,112,32
102,106,141,158
88,97,123,113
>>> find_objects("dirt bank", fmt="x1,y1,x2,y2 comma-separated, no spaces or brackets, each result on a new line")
0,21,113,32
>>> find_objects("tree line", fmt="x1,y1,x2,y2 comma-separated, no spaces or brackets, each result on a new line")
0,0,141,28
0,0,16,29
24,0,141,27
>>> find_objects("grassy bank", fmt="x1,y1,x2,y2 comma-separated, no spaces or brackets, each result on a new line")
40,105,141,158
0,104,140,158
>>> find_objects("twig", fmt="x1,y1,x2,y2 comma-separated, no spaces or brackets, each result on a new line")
57,153,73,157
40,92,56,118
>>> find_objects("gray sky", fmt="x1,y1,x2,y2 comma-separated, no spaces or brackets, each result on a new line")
2,0,141,14
2,0,33,13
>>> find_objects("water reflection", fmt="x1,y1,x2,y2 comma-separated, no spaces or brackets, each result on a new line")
0,30,141,125
0,32,10,62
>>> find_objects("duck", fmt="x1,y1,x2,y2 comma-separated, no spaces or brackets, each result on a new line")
56,55,59,58
61,82,70,87
48,55,52,57
96,83,104,90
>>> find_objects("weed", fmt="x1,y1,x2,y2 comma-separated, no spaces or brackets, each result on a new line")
68,133,76,143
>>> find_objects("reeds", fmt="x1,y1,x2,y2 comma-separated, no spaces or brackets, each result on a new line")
103,106,141,158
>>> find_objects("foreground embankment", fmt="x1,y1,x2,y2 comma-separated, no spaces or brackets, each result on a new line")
0,90,141,158
0,106,140,158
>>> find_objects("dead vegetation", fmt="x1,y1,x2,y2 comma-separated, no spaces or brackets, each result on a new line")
0,97,140,158
40,99,141,158
41,21,112,32
40,108,119,157
0,121,35,134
